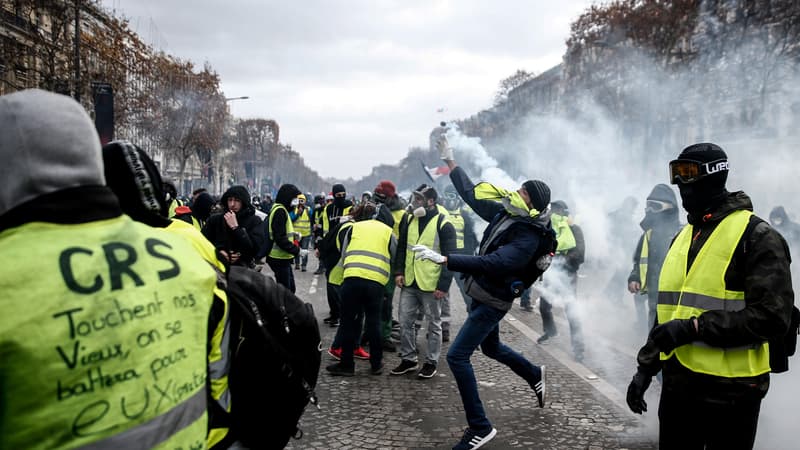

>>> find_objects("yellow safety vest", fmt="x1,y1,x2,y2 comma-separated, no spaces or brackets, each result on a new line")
404,212,449,292
391,209,407,239
657,210,769,377
322,203,352,236
293,207,312,238
639,229,651,294
340,220,393,285
0,216,215,449
167,219,231,448
439,205,465,250
551,213,576,253
269,203,295,260
327,222,354,286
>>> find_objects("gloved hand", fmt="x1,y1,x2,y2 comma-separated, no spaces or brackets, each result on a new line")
299,249,309,257
339,215,353,223
411,244,446,264
650,318,698,354
626,370,652,414
436,135,454,161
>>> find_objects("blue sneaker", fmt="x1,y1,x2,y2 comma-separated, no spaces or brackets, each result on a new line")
452,427,497,450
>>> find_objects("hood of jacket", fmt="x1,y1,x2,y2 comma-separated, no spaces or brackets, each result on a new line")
221,185,255,218
275,184,302,210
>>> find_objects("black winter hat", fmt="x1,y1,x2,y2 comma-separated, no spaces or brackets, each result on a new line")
674,142,729,186
102,140,170,227
522,180,551,211
332,183,346,195
192,192,214,221
550,200,569,215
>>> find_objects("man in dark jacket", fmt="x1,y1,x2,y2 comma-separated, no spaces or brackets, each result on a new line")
316,183,354,326
769,206,800,251
537,200,586,361
415,139,555,450
264,184,302,293
627,184,681,336
202,185,264,267
626,143,794,449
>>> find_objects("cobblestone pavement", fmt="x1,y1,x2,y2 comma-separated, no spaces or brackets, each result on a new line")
279,258,797,449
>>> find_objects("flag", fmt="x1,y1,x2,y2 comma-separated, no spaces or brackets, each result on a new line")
420,160,451,183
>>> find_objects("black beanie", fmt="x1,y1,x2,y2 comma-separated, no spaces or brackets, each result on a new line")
523,180,550,211
674,143,728,217
192,192,214,221
551,200,569,215
647,183,677,206
332,184,346,195
102,140,170,227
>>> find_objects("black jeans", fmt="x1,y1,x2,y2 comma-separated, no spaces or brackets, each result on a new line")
325,266,341,320
267,257,295,293
338,277,384,371
658,362,768,450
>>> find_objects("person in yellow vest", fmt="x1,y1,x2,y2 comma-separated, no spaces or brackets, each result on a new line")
326,202,397,376
0,89,215,449
390,184,456,379
626,143,795,449
266,184,303,293
536,200,586,361
290,193,313,271
373,180,407,352
316,184,354,327
101,140,234,450
627,184,680,337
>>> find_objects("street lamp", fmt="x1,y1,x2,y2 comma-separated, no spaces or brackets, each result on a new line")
225,96,249,101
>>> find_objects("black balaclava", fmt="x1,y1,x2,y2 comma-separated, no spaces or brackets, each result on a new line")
770,206,789,228
674,143,728,217
102,140,171,228
275,184,301,209
641,183,679,229
523,179,551,211
332,183,347,208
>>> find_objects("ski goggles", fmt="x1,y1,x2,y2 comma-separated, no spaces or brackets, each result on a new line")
668,158,729,184
645,200,672,213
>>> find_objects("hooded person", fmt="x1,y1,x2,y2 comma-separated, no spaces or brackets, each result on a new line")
202,184,265,267
627,183,681,334
101,140,232,449
263,183,302,293
0,89,216,449
626,143,795,450
317,184,355,326
769,206,800,249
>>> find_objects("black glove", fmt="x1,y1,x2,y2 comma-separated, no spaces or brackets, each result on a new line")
626,370,652,414
650,318,698,354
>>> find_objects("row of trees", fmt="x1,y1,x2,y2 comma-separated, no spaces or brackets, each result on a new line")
1,0,327,194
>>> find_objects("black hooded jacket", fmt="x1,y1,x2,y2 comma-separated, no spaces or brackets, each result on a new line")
636,191,794,382
267,184,302,258
202,185,264,266
628,184,681,295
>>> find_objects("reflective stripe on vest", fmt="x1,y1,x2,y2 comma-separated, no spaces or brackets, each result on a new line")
404,213,449,291
342,220,393,285
657,210,769,377
0,217,214,449
639,229,651,293
293,208,312,237
327,222,354,286
269,203,295,259
439,205,465,250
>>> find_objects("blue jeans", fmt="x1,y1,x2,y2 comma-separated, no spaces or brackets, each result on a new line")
446,300,542,432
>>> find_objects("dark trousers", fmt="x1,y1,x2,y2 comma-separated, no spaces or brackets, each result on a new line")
658,365,767,449
267,257,295,293
339,277,384,371
539,270,582,353
325,267,341,320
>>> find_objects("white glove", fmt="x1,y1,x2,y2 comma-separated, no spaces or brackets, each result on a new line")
339,215,353,223
411,244,446,264
299,249,309,257
436,135,454,161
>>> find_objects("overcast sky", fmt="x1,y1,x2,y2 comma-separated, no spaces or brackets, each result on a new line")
101,0,595,179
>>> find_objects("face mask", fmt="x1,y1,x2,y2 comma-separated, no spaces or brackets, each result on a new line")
412,206,426,218
772,218,784,226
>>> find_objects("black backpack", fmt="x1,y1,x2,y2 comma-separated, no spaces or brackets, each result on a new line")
225,266,322,448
